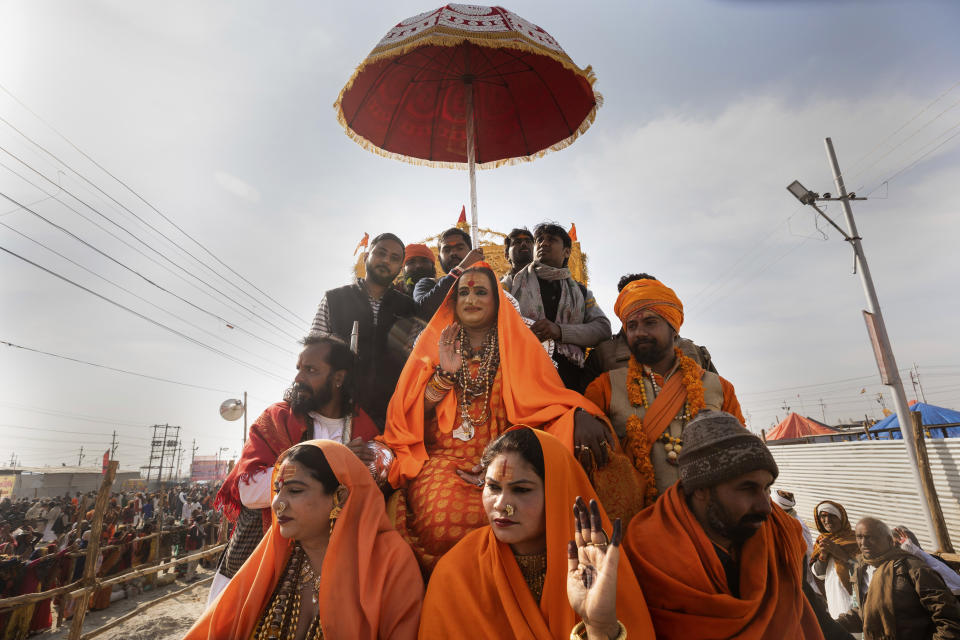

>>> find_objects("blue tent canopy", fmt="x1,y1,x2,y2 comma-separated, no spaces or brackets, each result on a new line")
867,402,960,439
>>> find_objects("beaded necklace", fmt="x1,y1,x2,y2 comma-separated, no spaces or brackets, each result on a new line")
252,545,324,640
451,327,499,441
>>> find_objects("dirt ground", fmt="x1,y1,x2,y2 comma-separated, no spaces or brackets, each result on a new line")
40,566,213,640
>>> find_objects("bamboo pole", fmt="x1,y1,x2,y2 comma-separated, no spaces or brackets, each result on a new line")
68,460,118,640
79,576,213,640
911,411,954,553
70,544,225,593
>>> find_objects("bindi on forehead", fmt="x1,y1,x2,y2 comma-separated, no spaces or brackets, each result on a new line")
489,457,514,483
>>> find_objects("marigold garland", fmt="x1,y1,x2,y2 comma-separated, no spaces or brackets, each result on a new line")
622,347,706,505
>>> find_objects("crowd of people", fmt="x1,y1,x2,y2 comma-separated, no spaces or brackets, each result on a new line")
189,223,960,639
0,484,222,638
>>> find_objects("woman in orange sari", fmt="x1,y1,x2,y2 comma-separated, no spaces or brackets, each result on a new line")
378,264,640,573
185,440,422,640
420,427,654,639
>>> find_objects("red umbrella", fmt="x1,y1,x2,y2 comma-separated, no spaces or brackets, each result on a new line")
335,4,601,244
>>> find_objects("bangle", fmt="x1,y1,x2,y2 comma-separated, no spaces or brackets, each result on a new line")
449,266,464,279
434,365,456,384
570,621,626,640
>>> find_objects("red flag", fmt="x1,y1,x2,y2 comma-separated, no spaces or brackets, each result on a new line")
569,222,578,242
353,232,369,256
457,205,466,224
102,449,110,473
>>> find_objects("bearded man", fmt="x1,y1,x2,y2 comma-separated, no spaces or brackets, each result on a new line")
209,334,377,604
837,517,960,639
585,277,744,507
413,227,484,319
624,411,825,639
502,222,611,392
398,243,436,296
582,272,718,388
310,232,416,430
812,500,860,619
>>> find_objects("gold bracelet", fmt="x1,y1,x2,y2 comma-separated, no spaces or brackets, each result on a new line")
570,621,626,640
431,370,454,389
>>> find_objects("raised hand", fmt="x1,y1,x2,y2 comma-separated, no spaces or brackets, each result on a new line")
437,322,462,374
573,412,612,470
567,497,622,640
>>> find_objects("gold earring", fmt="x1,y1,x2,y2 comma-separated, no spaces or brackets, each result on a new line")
329,487,344,534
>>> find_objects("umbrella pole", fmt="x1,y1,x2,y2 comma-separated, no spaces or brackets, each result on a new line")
465,78,479,247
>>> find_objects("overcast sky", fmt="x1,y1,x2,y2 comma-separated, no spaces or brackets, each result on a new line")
2,1,959,470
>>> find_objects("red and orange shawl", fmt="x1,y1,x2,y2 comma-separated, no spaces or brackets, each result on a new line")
420,428,655,639
383,262,609,488
812,499,859,594
625,484,824,640
186,440,423,640
215,402,378,528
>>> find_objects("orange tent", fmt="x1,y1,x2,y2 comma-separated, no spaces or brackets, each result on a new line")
766,413,837,440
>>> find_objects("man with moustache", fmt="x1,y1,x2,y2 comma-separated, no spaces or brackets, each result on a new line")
398,243,436,296
500,227,534,281
502,222,611,391
414,227,484,319
310,232,416,430
582,273,718,388
623,411,825,639
585,277,744,507
208,334,377,604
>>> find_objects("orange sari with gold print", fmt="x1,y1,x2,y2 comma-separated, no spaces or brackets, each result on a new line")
184,440,423,640
420,429,655,639
624,483,824,640
384,266,643,573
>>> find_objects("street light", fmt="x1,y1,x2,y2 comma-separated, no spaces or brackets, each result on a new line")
788,136,944,550
219,392,248,444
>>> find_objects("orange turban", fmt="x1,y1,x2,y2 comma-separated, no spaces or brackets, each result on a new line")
613,279,684,331
403,243,435,264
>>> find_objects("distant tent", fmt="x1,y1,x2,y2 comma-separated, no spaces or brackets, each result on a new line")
766,413,838,440
867,402,960,439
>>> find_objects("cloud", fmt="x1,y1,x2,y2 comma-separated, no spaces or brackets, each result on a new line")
214,171,261,203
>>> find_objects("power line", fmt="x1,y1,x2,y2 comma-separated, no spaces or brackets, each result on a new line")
0,98,307,329
0,147,303,342
0,218,295,368
0,340,243,393
0,400,154,427
0,185,298,355
862,120,960,196
0,247,288,381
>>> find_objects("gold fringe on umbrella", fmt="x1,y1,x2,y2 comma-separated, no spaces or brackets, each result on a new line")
334,26,602,171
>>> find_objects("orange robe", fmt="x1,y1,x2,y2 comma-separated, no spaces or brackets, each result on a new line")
624,483,824,640
185,440,423,640
383,270,643,572
420,429,655,640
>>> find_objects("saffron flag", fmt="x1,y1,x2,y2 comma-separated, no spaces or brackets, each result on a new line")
353,232,369,256
457,205,466,224
569,222,578,242
102,449,110,473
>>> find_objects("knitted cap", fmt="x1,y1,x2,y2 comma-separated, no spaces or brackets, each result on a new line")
678,411,779,492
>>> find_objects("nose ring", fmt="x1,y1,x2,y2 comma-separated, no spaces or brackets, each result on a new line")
276,501,287,514
504,504,515,517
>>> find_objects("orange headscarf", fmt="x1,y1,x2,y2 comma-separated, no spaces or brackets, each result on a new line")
624,483,823,640
419,428,655,639
613,279,684,331
403,243,435,264
184,440,423,640
383,262,606,488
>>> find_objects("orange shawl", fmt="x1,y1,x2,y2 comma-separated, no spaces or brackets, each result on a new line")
624,483,824,640
419,429,655,639
184,440,423,640
383,263,607,488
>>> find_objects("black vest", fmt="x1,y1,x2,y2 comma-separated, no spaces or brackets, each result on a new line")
325,282,417,431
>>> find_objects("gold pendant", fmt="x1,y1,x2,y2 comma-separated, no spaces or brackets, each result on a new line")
452,418,475,441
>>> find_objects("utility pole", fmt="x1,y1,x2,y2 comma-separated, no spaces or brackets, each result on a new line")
110,430,118,460
157,424,169,486
190,440,199,481
781,401,790,414
77,446,84,466
789,137,939,546
912,363,928,403
819,398,827,423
